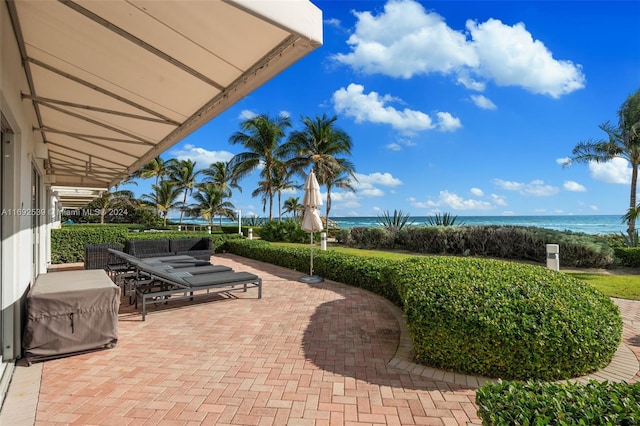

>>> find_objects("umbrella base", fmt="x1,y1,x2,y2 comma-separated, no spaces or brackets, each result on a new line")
299,275,324,284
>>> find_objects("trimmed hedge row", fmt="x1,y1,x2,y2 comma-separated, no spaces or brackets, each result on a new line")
225,240,622,380
341,226,614,268
389,256,622,380
614,247,640,267
51,227,241,263
225,240,400,304
476,379,640,425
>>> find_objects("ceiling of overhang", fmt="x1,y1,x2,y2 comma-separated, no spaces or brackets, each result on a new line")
7,0,322,189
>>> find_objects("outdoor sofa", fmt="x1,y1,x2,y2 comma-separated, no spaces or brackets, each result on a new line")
125,237,214,260
109,249,262,320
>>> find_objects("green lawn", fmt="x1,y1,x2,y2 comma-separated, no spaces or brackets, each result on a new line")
272,242,640,301
565,273,640,301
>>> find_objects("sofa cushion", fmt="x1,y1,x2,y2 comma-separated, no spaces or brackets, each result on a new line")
125,239,171,258
170,237,211,252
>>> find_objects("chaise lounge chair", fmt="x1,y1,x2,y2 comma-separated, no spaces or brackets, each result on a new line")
109,249,262,320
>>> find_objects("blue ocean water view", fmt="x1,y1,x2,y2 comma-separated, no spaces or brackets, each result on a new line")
331,215,626,235
182,214,628,236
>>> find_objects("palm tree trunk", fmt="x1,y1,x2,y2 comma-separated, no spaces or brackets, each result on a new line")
278,191,282,222
325,185,332,225
180,191,187,224
629,163,638,236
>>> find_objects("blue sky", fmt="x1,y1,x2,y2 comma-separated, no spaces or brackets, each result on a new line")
124,0,640,218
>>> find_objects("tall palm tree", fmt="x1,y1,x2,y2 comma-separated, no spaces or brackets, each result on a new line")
282,114,357,221
168,159,201,225
271,161,296,221
283,196,304,219
229,113,291,221
86,189,137,224
201,161,241,198
324,167,356,223
191,183,236,226
569,88,640,236
135,156,175,186
141,181,183,226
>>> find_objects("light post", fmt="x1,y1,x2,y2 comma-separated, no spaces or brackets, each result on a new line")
237,209,242,235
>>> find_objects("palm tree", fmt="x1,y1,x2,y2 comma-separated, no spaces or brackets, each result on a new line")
229,113,291,221
283,114,357,221
168,159,201,225
140,181,183,226
201,161,241,198
324,166,356,222
191,183,236,226
283,196,304,219
135,156,175,186
86,189,137,224
271,161,296,221
568,88,640,236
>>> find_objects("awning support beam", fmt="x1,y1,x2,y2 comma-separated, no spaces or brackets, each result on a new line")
59,0,227,91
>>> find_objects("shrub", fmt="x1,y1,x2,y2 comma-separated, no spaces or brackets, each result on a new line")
225,240,400,304
51,227,130,263
344,225,614,268
476,379,640,425
342,227,395,249
51,228,243,263
258,219,308,243
614,247,640,267
388,256,622,380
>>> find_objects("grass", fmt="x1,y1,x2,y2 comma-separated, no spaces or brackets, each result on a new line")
272,241,640,301
565,273,640,301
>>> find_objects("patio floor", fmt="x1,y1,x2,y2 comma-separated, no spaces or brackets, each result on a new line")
1,254,639,425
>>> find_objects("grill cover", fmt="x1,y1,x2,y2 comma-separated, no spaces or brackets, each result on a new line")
23,270,120,364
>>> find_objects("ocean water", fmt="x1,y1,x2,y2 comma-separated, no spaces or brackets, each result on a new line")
332,215,627,235
181,214,628,236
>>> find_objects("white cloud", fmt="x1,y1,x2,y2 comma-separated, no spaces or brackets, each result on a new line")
501,210,515,216
436,112,462,131
332,83,460,133
351,172,403,198
238,110,257,120
279,110,291,118
588,158,631,184
386,143,402,151
411,190,494,210
333,0,585,97
467,18,585,98
324,18,341,28
470,187,484,196
563,180,586,192
556,157,572,166
169,144,234,168
355,172,403,187
590,205,599,211
493,178,559,196
470,94,497,110
491,193,508,206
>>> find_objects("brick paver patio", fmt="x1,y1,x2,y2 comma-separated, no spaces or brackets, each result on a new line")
1,254,639,425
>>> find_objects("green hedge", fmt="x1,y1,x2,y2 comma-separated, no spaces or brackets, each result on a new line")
225,240,400,304
614,247,640,267
51,227,242,263
476,379,640,425
342,226,614,268
226,240,622,380
391,256,622,380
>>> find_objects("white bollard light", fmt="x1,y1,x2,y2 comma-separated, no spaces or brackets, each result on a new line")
207,226,211,234
546,244,560,271
248,228,253,240
321,232,327,251
178,225,181,232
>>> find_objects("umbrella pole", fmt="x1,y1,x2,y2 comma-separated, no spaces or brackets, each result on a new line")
310,232,314,276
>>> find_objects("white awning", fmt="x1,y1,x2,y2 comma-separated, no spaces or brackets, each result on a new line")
8,0,322,189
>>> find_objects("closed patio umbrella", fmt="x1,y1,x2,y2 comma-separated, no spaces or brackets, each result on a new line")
300,171,324,283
